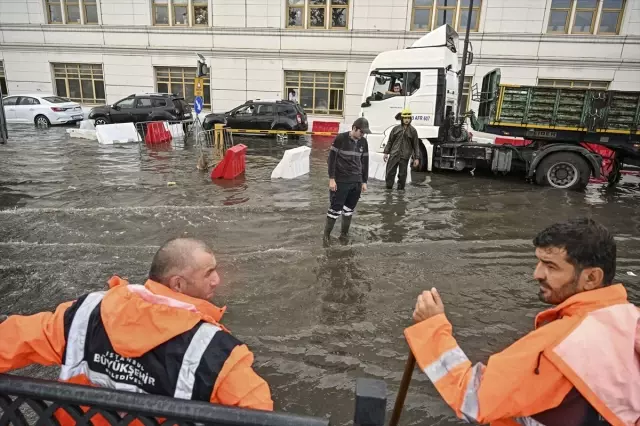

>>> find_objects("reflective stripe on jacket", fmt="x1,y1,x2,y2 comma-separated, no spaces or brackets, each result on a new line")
0,276,273,421
404,284,640,426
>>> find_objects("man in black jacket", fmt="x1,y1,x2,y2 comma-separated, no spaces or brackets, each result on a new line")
324,117,370,245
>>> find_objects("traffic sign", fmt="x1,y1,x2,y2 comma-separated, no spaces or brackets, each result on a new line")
194,96,204,114
194,77,204,97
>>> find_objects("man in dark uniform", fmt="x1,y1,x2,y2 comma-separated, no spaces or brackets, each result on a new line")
324,117,370,245
384,108,420,190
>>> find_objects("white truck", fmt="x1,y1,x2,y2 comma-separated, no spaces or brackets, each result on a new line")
358,24,640,190
360,24,464,173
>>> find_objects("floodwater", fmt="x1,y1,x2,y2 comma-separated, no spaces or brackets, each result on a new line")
1,124,639,425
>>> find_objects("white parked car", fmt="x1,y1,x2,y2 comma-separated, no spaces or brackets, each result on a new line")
2,94,84,127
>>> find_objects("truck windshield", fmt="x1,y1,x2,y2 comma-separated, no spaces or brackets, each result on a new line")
368,72,420,102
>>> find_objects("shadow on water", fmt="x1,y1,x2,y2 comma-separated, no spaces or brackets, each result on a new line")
1,124,639,425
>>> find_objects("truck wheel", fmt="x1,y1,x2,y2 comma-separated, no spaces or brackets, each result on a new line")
536,152,591,190
413,142,429,172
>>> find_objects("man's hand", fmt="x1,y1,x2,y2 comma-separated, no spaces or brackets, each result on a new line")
361,183,367,192
413,288,445,323
383,154,389,162
329,178,337,192
413,159,419,168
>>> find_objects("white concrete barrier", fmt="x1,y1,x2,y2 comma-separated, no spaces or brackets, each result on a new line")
271,146,311,179
96,122,141,145
66,128,97,140
368,152,412,183
167,122,184,139
79,119,95,130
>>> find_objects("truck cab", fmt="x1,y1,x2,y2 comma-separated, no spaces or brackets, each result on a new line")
359,24,463,171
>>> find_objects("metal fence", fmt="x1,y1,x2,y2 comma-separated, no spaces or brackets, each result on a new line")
133,120,194,146
0,374,386,426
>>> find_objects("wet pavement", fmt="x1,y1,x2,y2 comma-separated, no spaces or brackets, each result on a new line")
1,124,639,425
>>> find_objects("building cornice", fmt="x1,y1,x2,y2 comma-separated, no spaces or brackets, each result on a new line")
1,42,638,69
1,23,640,44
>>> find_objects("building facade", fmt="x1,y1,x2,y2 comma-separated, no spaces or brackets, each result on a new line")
0,0,639,126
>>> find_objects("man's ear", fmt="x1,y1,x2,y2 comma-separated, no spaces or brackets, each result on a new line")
581,267,604,291
167,276,184,294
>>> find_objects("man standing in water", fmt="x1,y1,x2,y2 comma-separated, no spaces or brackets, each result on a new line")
405,218,639,425
325,117,370,245
384,108,420,190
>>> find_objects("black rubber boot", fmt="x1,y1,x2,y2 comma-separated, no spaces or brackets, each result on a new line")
323,217,336,247
340,215,352,242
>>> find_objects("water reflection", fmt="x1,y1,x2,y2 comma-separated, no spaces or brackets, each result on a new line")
317,246,370,325
379,191,409,243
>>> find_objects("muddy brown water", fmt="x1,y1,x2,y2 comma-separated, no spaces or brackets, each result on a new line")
1,125,639,425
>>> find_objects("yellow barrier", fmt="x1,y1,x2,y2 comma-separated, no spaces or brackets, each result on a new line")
223,128,339,136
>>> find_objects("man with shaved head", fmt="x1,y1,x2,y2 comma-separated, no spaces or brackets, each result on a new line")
0,237,273,418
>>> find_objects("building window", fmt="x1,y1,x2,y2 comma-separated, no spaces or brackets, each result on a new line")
47,0,64,23
285,71,345,115
53,63,106,105
84,0,98,23
411,0,481,32
46,0,100,24
193,0,208,25
153,0,209,26
0,62,8,96
599,0,625,34
538,79,610,89
155,67,211,109
287,0,349,29
547,0,625,35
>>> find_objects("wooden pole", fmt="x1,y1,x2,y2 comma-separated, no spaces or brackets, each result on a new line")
388,351,416,426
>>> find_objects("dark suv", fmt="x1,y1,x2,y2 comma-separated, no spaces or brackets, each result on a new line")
88,93,192,125
203,100,308,132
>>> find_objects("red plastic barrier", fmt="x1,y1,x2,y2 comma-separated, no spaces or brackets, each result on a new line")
312,120,340,134
211,144,247,180
145,121,172,144
494,136,532,147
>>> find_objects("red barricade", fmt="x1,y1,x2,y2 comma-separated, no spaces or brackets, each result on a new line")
312,120,340,134
211,144,247,180
145,121,172,145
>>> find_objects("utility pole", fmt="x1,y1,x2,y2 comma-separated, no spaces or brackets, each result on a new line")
455,0,474,122
0,84,7,144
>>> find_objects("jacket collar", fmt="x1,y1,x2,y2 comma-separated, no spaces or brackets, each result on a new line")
108,276,226,323
535,284,628,328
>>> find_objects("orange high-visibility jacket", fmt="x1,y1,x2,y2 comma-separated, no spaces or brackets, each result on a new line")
0,276,273,414
404,284,640,426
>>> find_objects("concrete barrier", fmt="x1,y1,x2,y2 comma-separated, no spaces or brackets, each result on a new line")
167,122,185,139
368,152,411,184
96,122,141,145
66,128,97,140
271,146,311,179
79,119,95,130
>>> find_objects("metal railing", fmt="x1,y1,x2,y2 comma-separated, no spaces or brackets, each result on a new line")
0,374,386,426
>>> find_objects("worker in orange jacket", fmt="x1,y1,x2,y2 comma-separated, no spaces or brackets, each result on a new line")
0,237,273,419
406,218,639,426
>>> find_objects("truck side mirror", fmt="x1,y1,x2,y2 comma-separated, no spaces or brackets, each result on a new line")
466,51,474,65
361,96,373,108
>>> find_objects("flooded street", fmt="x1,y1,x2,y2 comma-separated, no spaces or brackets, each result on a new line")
1,125,639,425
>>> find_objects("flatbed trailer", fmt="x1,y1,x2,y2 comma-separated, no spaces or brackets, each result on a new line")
466,69,640,186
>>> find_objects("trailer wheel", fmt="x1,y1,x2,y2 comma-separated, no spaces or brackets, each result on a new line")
536,152,591,190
